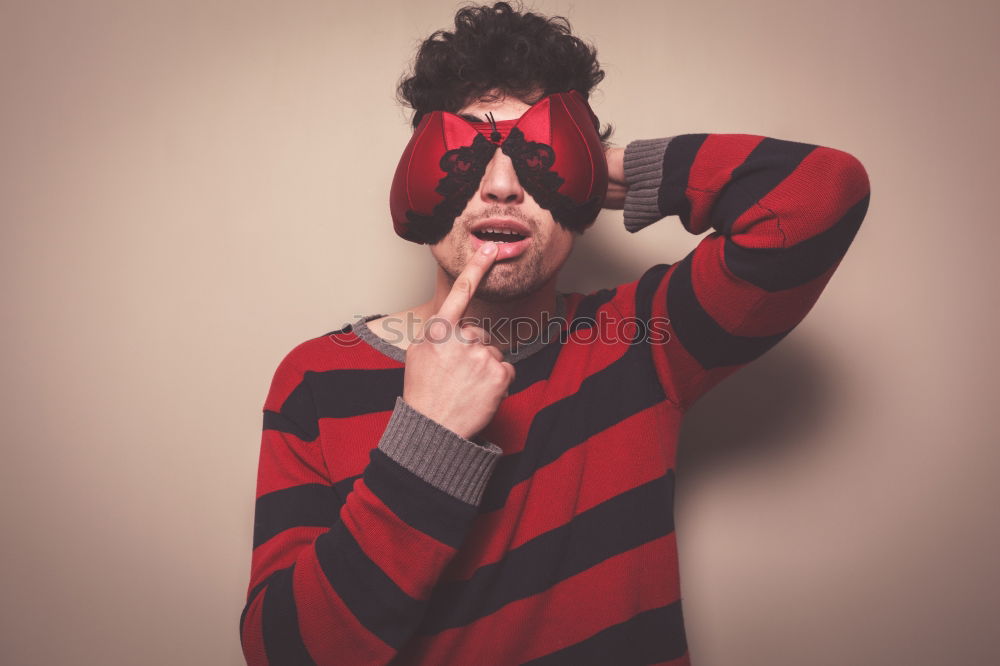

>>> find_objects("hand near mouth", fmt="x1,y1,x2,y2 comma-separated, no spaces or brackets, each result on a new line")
403,240,516,439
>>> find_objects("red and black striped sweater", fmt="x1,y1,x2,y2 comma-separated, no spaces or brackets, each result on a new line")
240,133,872,665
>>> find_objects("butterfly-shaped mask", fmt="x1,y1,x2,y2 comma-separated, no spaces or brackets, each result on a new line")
389,90,608,244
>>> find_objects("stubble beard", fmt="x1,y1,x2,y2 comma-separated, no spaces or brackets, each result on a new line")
440,210,550,303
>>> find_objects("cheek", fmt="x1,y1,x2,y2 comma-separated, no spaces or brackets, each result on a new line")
430,226,470,265
548,229,575,265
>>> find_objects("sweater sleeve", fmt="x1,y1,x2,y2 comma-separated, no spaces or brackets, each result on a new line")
239,353,502,665
620,133,871,410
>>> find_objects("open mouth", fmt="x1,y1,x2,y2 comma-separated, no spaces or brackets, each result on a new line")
472,228,528,243
469,219,533,260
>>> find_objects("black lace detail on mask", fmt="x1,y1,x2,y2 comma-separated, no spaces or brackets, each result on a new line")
500,126,601,232
404,133,498,244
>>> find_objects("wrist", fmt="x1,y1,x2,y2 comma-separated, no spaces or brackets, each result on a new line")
603,146,627,209
401,392,471,440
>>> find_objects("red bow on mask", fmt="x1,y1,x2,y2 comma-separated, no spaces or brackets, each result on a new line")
389,90,609,244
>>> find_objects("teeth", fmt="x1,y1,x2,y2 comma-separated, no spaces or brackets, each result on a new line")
474,226,525,244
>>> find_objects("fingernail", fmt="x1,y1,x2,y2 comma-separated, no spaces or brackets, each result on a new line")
481,241,497,255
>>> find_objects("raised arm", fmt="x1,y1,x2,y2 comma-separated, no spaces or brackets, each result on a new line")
619,133,871,409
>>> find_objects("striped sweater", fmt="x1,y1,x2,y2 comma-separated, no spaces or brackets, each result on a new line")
240,133,872,665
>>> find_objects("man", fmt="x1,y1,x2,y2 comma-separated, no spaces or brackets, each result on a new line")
240,3,871,664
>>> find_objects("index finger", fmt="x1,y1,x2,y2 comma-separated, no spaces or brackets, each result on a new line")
435,241,498,324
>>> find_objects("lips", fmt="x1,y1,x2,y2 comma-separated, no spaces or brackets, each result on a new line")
469,218,533,260
470,217,531,239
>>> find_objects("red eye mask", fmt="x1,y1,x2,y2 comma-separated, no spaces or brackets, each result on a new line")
389,90,608,244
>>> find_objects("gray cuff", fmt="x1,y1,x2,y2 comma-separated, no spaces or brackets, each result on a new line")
377,397,502,506
623,137,673,232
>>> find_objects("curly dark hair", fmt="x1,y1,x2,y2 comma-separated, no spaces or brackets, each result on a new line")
396,1,613,144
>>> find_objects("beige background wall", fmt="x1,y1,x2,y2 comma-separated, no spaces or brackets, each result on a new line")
2,0,997,664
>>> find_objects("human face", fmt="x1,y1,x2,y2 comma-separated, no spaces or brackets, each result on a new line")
428,90,576,303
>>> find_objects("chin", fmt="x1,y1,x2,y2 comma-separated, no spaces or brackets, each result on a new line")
474,283,539,303
483,259,555,299
437,255,548,303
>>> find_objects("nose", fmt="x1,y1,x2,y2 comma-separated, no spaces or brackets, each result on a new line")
479,149,524,205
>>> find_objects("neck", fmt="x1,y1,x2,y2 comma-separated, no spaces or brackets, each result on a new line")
412,266,562,353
